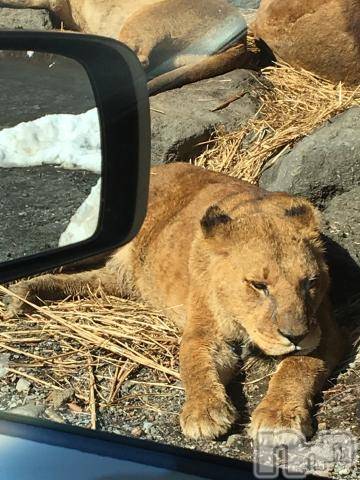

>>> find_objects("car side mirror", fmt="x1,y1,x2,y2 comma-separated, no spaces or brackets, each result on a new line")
0,31,150,283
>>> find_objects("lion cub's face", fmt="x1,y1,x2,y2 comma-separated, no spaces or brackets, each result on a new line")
199,197,328,356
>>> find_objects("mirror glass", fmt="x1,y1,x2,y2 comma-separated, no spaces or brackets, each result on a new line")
0,50,101,262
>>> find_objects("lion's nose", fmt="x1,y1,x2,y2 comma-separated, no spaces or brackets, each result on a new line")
278,329,308,345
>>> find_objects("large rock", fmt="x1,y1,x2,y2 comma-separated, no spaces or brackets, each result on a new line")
0,8,53,30
150,69,260,164
324,187,360,267
323,187,360,304
260,107,360,209
253,0,360,85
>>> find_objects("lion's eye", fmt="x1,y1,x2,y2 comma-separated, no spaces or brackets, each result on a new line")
250,282,269,295
302,277,318,291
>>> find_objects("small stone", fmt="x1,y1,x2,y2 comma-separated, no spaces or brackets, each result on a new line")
67,402,83,413
317,422,327,430
48,388,75,408
131,427,143,437
8,403,45,418
313,471,332,478
338,468,351,475
16,378,31,393
226,434,243,447
0,353,9,378
142,421,153,432
45,408,65,424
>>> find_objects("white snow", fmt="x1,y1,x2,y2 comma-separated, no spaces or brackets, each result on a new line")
59,178,101,247
0,109,102,247
0,108,101,174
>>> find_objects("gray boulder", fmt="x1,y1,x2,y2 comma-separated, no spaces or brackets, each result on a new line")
322,187,360,304
150,69,260,164
260,107,360,209
0,8,53,30
324,187,360,267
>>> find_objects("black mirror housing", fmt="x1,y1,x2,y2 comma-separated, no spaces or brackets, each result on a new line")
0,30,150,283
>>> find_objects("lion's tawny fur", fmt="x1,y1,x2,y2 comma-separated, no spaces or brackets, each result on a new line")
5,163,346,443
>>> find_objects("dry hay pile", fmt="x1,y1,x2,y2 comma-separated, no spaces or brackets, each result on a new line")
0,285,180,425
195,62,360,183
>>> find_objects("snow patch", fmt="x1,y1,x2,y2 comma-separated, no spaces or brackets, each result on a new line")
59,179,101,247
0,108,101,174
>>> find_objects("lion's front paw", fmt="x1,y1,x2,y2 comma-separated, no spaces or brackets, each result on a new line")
180,394,237,440
2,282,32,319
248,397,313,446
137,54,149,69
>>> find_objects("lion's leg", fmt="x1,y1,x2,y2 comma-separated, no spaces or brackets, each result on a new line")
147,44,248,96
3,267,121,318
179,299,238,439
3,257,136,319
249,298,346,445
4,244,135,318
117,30,155,69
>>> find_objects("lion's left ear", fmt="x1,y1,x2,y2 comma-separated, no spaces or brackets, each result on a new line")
200,205,232,238
283,197,321,236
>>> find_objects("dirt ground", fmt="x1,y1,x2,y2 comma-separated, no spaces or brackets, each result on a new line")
0,52,96,130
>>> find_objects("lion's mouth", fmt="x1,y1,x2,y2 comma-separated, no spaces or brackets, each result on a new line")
291,325,322,355
251,324,322,357
280,324,322,356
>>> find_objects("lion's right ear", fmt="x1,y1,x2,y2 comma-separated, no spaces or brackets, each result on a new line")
200,205,232,238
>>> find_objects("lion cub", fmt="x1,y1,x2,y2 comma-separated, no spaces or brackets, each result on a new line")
5,163,345,445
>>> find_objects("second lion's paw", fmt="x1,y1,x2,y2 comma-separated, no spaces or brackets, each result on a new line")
248,397,313,446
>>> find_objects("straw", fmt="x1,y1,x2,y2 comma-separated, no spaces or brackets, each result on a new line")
195,62,360,183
